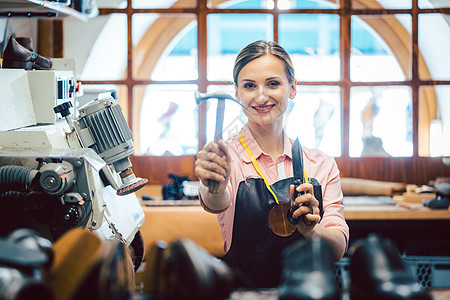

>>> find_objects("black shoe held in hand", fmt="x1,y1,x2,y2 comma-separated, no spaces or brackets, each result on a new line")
349,234,431,300
2,36,52,70
278,236,340,300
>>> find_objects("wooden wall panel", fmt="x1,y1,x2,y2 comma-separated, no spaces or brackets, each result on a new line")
131,155,450,185
335,157,450,184
130,155,197,185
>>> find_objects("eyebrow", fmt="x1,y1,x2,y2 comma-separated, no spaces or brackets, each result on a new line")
240,76,282,84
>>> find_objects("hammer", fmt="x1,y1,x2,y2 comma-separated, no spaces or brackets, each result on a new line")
195,91,248,194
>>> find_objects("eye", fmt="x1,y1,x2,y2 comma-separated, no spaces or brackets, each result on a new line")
267,81,280,87
243,82,255,89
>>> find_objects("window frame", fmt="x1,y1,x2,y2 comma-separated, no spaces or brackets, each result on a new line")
79,0,450,185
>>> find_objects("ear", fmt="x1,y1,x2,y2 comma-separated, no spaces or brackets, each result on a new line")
289,79,297,99
234,84,240,101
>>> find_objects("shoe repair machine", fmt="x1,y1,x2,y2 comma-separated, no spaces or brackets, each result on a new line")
0,61,147,270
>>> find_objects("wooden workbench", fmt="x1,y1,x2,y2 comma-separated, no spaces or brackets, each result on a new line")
344,203,450,220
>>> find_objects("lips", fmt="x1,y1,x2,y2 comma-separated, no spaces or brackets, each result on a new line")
252,104,275,113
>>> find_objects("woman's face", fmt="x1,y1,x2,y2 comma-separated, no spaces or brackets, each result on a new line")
235,54,297,127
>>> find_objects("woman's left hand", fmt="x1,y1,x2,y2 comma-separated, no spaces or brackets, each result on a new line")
289,183,320,237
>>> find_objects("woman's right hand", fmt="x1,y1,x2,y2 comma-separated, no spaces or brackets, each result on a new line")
195,140,231,194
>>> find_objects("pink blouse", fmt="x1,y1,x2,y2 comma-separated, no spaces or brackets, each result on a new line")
200,125,349,254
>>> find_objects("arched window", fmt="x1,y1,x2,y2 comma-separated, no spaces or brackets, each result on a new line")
64,0,450,184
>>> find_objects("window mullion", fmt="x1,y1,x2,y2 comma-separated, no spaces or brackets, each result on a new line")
340,0,351,158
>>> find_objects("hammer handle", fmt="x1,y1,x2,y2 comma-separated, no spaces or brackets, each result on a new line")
207,179,220,194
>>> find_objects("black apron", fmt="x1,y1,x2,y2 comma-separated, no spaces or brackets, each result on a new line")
222,176,323,289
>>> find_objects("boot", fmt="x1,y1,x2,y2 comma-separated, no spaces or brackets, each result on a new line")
2,36,52,70
349,233,431,300
278,237,340,300
15,37,34,52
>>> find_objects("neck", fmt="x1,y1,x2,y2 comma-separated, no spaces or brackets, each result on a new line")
247,121,284,158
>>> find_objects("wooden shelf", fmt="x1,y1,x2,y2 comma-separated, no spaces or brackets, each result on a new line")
0,0,97,21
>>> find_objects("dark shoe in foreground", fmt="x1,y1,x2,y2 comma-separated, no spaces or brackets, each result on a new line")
278,236,340,300
144,238,235,300
2,36,52,70
349,233,431,300
0,228,55,300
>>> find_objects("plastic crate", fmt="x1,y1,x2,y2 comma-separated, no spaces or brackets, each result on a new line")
403,255,450,290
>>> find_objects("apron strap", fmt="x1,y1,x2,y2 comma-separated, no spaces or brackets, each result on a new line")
238,131,311,205
239,132,279,204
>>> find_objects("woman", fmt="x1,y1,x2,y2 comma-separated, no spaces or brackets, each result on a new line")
195,40,349,288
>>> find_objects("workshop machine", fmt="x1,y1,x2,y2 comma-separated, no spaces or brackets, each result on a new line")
0,62,147,270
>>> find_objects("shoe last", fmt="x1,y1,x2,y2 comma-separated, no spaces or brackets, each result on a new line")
349,233,431,300
15,37,35,52
278,237,340,300
2,36,52,70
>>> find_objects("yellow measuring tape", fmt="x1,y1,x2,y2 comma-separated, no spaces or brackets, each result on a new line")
239,132,280,204
238,131,309,205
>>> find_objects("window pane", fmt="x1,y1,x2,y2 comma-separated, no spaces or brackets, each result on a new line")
65,14,127,80
419,14,450,80
133,14,198,80
205,85,247,143
285,86,341,157
138,85,198,156
209,0,264,8
97,0,126,8
419,86,450,157
133,0,196,8
350,86,412,157
209,0,337,9
353,0,411,9
207,14,274,81
293,0,338,9
419,0,450,8
351,15,409,81
279,14,340,82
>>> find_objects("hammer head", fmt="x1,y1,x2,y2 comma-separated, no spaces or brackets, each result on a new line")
194,91,239,106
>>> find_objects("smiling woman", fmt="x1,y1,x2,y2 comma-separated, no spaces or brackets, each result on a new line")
194,40,349,288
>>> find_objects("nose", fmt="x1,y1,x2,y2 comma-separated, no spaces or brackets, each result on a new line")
255,86,269,103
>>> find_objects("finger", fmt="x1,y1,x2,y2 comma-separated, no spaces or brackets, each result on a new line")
292,204,313,219
198,148,229,171
289,185,296,204
296,182,313,195
196,158,227,178
304,213,320,224
217,140,232,174
194,165,226,183
205,141,227,159
293,193,313,207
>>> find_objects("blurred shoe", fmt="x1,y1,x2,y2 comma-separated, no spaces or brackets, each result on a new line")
156,238,235,300
2,36,52,70
0,228,55,300
349,234,431,300
141,240,168,295
51,228,134,300
278,236,340,300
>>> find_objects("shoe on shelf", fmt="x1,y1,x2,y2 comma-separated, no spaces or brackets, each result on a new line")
15,37,34,52
278,236,341,300
2,36,52,70
349,233,431,300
